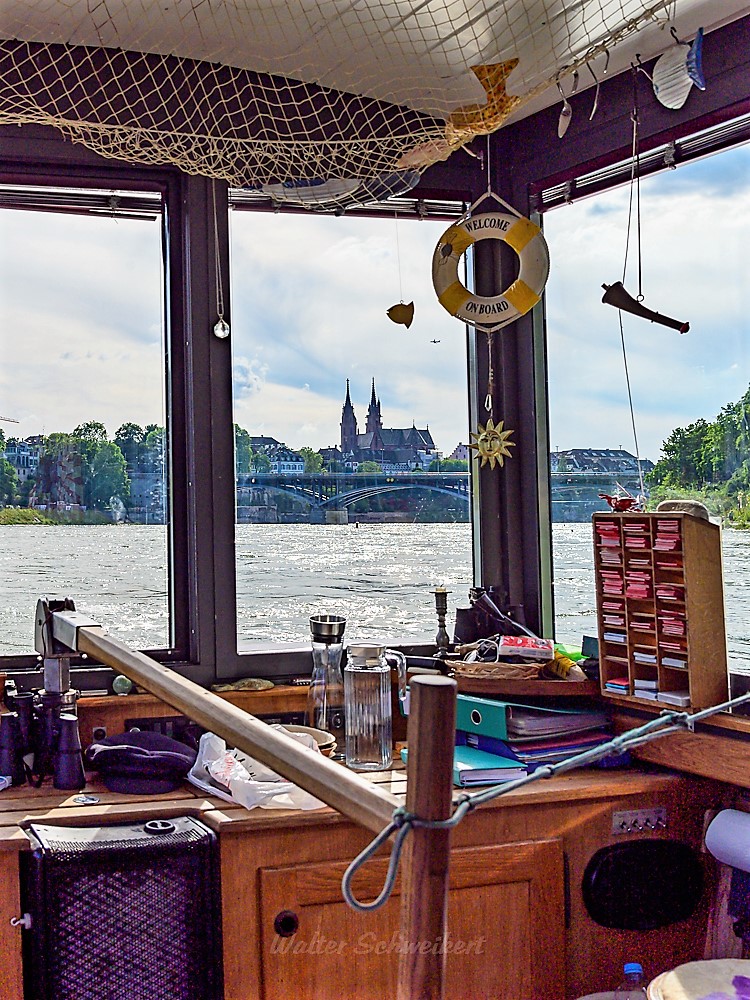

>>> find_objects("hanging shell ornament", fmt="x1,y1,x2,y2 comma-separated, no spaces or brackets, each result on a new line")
469,417,515,469
652,28,705,110
387,301,415,327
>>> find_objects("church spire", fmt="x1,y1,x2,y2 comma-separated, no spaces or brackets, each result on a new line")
340,379,358,456
366,378,382,435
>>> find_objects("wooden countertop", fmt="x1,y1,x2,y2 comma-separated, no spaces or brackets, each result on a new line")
0,760,702,849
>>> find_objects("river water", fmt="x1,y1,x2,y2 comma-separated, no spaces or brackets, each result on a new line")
1,522,748,670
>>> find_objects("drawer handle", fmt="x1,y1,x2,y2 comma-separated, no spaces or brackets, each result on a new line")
274,910,299,938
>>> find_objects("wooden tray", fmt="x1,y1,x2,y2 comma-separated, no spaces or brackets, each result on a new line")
454,676,600,698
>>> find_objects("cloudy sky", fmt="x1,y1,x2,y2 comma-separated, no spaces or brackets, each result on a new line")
1,141,749,464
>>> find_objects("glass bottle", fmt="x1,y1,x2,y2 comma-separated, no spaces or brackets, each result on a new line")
308,615,346,759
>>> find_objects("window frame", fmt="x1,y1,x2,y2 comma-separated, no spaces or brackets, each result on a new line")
0,134,200,678
2,9,748,686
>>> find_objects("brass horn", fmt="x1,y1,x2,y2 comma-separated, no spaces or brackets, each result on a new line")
602,281,689,333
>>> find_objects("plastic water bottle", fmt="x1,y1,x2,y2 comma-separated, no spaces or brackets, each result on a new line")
614,962,648,999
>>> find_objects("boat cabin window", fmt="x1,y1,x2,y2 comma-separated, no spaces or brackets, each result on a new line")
227,207,471,650
0,183,173,659
544,138,750,694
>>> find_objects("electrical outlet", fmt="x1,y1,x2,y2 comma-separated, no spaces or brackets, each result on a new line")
91,726,107,741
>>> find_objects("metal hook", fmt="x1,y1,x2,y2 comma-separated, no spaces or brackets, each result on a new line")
669,25,686,45
631,54,653,83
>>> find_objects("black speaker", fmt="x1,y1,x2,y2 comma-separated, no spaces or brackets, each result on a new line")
19,816,223,1000
582,839,704,931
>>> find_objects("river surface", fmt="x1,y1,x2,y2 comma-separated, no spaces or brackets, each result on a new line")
1,522,748,671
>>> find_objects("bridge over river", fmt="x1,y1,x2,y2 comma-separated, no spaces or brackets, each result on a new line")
237,471,647,523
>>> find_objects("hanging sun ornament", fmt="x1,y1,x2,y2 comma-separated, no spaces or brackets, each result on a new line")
469,417,515,469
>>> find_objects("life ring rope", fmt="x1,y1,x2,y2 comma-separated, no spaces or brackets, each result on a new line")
432,209,550,332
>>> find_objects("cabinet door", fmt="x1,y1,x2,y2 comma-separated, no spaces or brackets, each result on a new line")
259,838,565,1000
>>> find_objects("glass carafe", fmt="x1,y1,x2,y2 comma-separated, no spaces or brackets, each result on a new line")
308,615,346,759
344,645,406,771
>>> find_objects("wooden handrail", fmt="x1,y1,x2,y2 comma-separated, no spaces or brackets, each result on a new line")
76,626,399,835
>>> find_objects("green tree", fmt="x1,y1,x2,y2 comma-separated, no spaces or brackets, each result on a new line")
428,458,467,472
142,426,166,473
251,451,271,473
0,456,17,504
18,475,36,507
647,419,711,489
86,441,130,510
72,421,109,464
234,425,253,474
115,422,145,470
299,447,324,473
357,461,382,473
44,431,74,455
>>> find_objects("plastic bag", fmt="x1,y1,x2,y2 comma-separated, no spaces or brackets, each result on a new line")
187,729,325,811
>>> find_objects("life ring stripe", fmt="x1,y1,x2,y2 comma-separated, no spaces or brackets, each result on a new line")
505,216,540,254
504,278,540,315
443,225,474,256
438,280,473,316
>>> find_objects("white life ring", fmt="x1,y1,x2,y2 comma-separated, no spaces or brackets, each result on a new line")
432,212,550,329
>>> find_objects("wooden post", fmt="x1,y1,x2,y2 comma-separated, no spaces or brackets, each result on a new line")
397,674,457,1000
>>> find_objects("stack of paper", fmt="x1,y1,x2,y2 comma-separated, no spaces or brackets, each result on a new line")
604,676,630,695
504,703,610,739
634,677,659,701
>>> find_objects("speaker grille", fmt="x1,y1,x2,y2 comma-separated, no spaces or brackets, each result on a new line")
21,818,222,1000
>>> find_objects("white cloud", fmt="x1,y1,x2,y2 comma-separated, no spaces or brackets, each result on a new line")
544,146,750,460
4,144,749,464
232,356,268,399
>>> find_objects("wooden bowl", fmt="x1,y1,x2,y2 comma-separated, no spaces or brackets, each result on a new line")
281,724,336,756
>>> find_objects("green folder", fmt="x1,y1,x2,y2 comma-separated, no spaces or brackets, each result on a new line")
455,694,510,739
452,745,527,787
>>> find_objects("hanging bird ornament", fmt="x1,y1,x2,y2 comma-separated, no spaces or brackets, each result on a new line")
386,301,414,327
469,417,515,469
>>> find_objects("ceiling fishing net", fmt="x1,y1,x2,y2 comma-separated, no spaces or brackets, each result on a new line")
0,1,680,206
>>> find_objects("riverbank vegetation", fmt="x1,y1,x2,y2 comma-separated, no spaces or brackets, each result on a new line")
647,384,750,525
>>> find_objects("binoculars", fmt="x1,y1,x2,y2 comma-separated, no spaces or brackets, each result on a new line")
1,688,85,791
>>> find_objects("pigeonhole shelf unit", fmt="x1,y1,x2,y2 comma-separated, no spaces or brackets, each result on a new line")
593,511,728,710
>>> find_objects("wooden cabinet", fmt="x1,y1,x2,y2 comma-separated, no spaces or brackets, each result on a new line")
257,839,564,1000
593,511,727,708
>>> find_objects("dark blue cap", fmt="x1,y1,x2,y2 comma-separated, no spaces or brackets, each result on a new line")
84,730,197,794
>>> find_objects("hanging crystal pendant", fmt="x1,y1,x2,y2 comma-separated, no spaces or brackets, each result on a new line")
213,317,230,339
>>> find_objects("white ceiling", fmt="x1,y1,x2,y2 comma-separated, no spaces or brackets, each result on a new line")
2,1,748,123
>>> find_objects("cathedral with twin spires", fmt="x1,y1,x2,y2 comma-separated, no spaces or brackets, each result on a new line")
339,379,437,472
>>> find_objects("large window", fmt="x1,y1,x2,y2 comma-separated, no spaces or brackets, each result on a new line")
544,142,750,673
0,185,170,656
228,209,472,647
